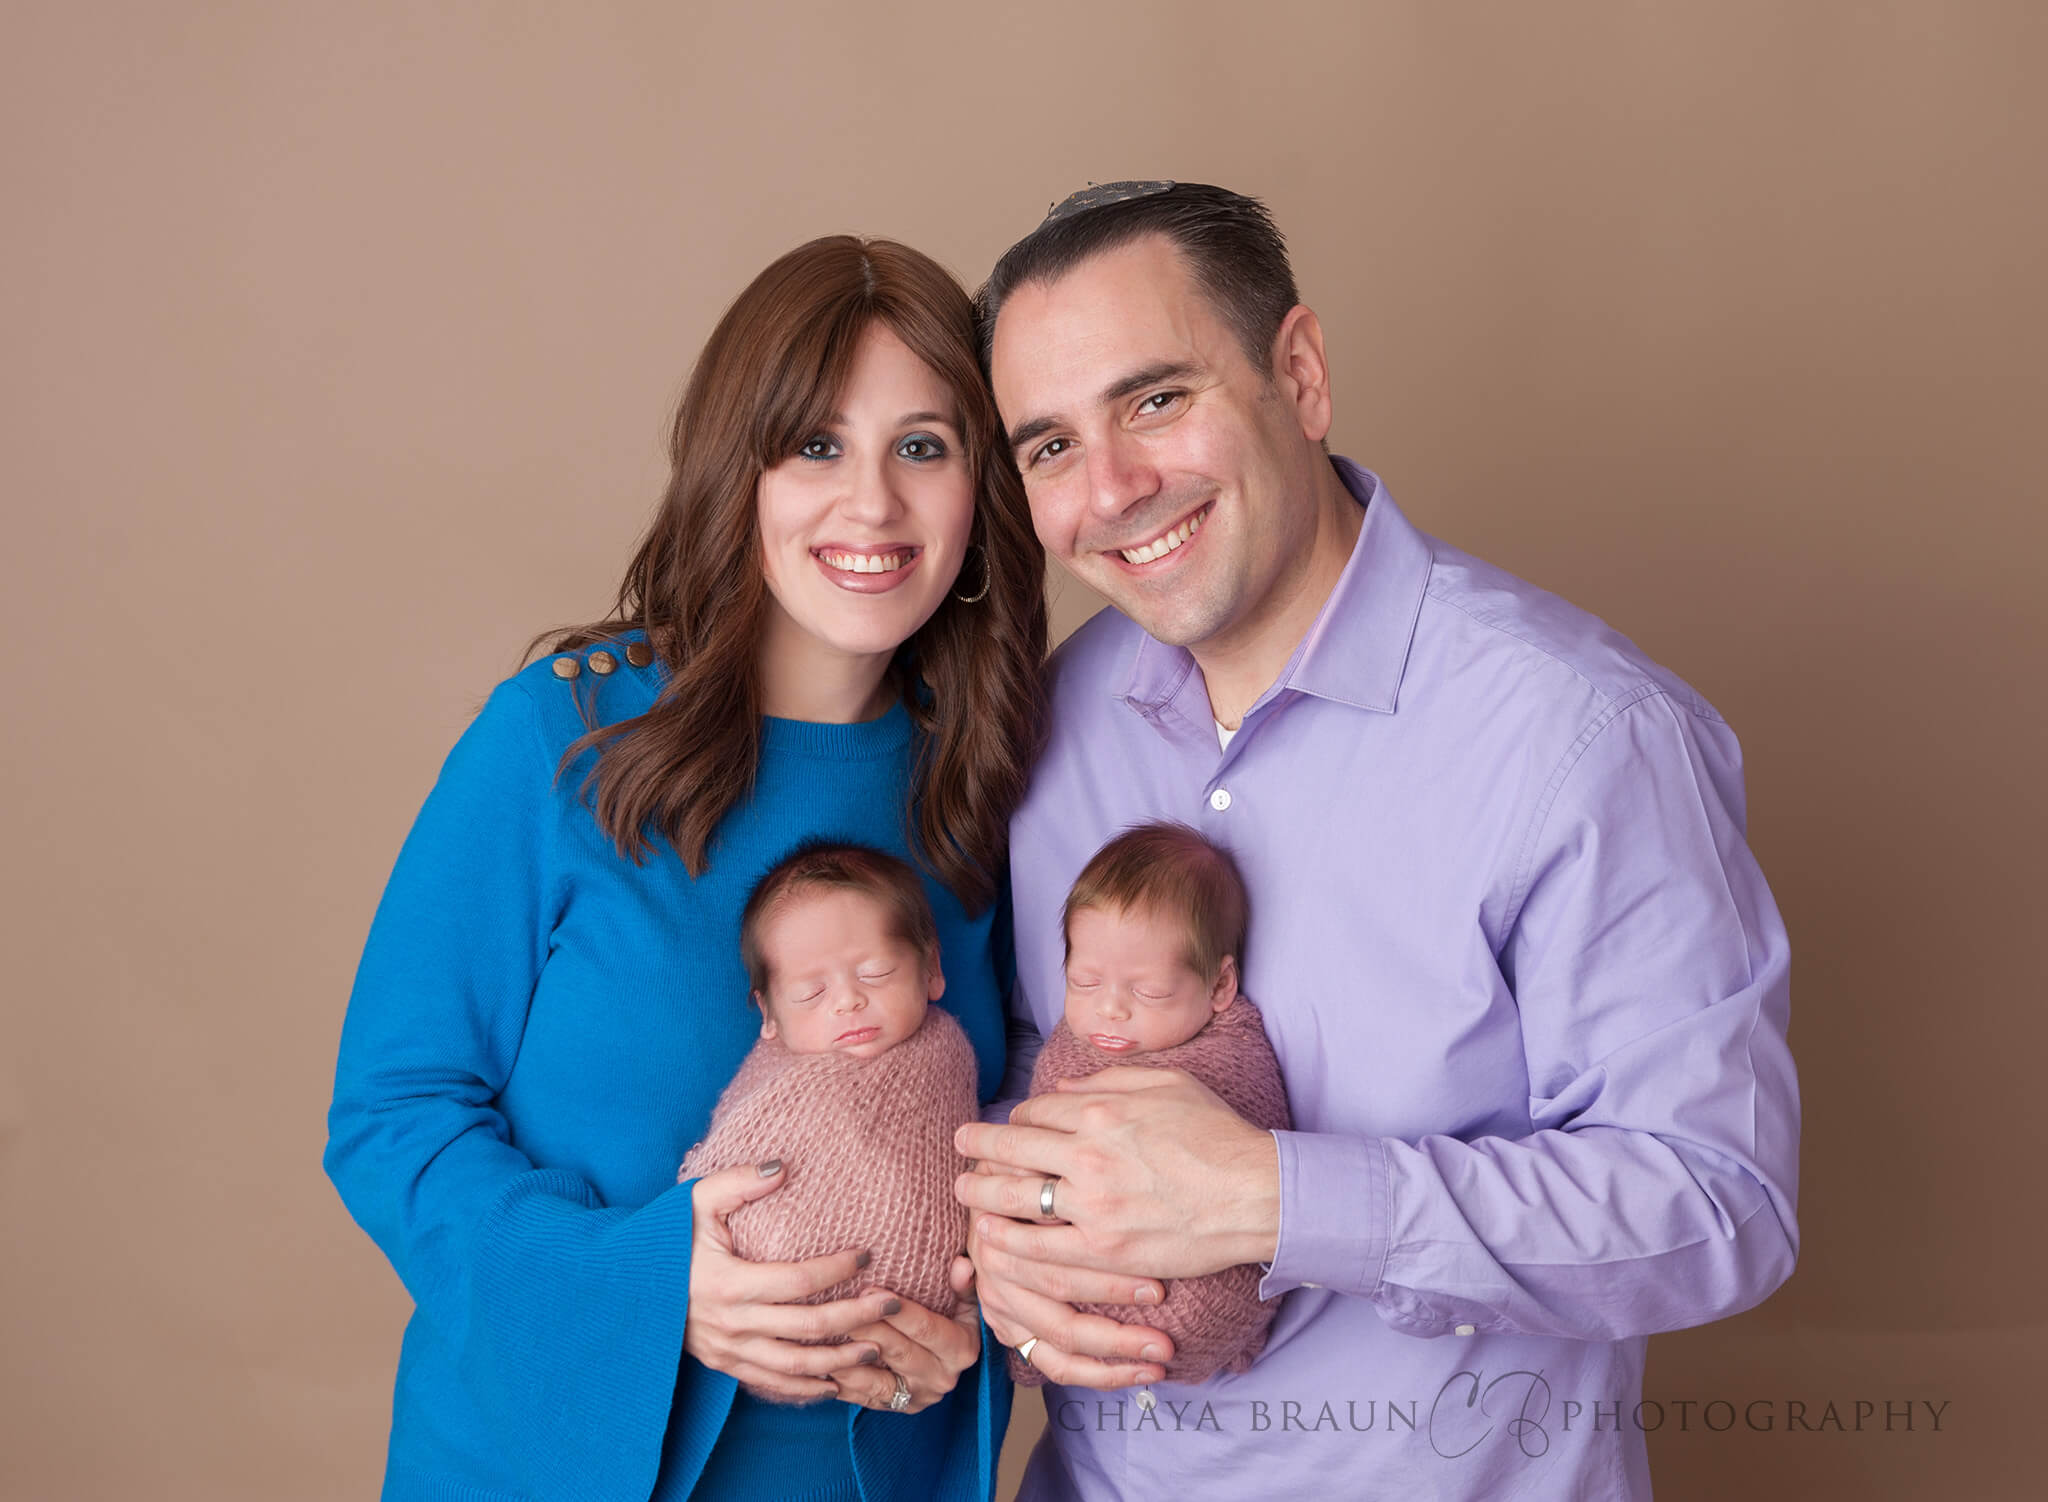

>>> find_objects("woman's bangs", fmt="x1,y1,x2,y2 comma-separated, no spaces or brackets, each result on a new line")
749,304,869,468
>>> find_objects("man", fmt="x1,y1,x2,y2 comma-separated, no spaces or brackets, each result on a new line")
955,182,1800,1500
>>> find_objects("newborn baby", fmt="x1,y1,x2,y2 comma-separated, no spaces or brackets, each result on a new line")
1007,822,1291,1387
678,840,977,1387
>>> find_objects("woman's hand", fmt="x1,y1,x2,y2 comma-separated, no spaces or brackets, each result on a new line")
826,1254,984,1414
684,1160,902,1403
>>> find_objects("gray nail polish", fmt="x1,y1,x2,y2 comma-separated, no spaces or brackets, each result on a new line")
859,1348,882,1365
855,1249,872,1269
757,1158,783,1177
882,1298,902,1316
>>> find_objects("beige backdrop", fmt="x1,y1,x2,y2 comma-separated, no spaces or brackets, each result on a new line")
4,3,2043,1498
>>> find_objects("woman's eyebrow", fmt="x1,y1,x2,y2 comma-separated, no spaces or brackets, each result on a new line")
822,409,956,426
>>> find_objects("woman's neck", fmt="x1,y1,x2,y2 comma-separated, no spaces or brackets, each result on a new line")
756,617,897,724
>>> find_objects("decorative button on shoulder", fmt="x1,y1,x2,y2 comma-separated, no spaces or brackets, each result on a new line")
587,650,617,676
1209,788,1233,811
625,642,653,668
550,655,580,680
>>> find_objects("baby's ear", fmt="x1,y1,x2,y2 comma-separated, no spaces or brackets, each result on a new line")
1211,954,1239,1011
754,992,778,1040
923,944,946,1002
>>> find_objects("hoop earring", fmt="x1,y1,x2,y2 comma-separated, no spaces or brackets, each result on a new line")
953,543,991,604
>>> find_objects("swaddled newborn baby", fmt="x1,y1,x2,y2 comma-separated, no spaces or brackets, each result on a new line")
678,841,977,1392
1007,822,1292,1387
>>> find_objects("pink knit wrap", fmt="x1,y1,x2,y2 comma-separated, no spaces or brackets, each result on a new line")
1006,994,1292,1387
677,1006,976,1332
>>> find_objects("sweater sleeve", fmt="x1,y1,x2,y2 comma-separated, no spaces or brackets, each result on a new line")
323,680,714,1501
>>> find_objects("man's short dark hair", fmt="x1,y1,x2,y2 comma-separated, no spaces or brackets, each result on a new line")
739,840,939,995
975,182,1299,377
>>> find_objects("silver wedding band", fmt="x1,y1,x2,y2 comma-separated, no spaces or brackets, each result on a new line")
888,1371,912,1411
1039,1176,1059,1219
1016,1337,1041,1366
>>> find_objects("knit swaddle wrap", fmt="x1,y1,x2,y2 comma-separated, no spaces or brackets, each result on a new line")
678,1006,977,1335
1006,994,1292,1387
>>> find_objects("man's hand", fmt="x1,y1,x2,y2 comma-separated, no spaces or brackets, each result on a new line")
958,1067,1281,1276
953,1068,1282,1387
963,1163,1173,1390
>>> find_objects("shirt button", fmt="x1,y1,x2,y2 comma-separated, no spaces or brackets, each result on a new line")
1455,1324,1477,1337
1209,788,1232,811
1301,1282,1322,1289
1136,1388,1157,1412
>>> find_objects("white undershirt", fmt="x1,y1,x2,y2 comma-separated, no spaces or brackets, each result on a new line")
1216,719,1238,752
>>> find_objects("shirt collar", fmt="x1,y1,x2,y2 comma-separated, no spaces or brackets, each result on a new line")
1117,456,1434,718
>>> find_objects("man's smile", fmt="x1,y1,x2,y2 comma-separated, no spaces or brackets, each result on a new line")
1107,500,1214,569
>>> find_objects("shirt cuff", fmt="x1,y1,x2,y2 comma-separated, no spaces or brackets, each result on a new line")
1258,1130,1392,1301
977,1096,1021,1127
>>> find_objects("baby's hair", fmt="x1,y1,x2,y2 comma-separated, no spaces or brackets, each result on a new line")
1061,822,1248,980
739,839,939,995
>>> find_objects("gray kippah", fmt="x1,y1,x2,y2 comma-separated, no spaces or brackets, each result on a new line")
1044,180,1178,222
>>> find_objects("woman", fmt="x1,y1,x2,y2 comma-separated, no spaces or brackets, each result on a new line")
324,236,1047,1501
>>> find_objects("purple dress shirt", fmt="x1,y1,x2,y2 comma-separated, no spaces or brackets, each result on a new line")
1002,459,1799,1500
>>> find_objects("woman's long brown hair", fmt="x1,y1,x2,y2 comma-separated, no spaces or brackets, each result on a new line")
537,236,1047,914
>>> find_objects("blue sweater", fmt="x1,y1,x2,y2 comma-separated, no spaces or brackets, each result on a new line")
325,642,1013,1501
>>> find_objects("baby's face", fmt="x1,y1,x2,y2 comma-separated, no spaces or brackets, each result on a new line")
1062,902,1236,1056
755,887,941,1059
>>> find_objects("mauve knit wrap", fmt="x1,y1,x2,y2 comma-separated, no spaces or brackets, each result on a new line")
1006,995,1292,1387
677,1005,977,1393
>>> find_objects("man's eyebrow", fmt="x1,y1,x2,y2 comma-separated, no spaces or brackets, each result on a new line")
1007,414,1062,456
1006,362,1201,458
1100,361,1199,406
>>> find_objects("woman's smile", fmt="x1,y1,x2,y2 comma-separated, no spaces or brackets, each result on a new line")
813,543,924,592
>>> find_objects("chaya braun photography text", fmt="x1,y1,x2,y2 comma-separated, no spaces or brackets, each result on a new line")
1048,1372,1950,1462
